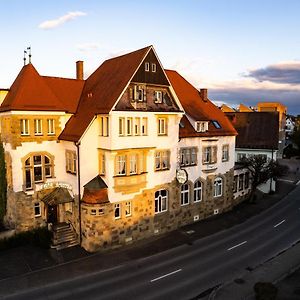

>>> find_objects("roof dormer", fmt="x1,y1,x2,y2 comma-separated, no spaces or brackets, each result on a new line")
195,121,208,132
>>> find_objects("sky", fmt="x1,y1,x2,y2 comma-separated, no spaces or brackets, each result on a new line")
1,0,300,114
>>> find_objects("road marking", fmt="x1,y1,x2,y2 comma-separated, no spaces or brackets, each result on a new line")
150,269,182,282
277,178,295,183
274,219,286,228
227,241,247,251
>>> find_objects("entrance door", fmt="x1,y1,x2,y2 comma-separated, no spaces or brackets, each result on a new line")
47,205,58,224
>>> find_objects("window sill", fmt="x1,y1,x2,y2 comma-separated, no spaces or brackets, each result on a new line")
181,203,190,207
180,164,197,168
154,168,170,172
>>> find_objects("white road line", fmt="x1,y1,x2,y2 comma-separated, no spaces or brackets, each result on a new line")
227,241,247,251
277,178,295,183
274,219,286,228
150,269,182,282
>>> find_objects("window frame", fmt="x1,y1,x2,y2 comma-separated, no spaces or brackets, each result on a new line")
222,144,229,162
34,202,41,217
114,203,121,219
203,146,217,164
194,180,202,202
20,119,30,136
158,117,167,136
119,117,125,136
145,62,150,72
180,147,197,167
125,201,132,217
180,183,190,206
154,189,168,214
34,119,43,136
213,177,223,197
47,119,55,135
152,63,157,72
154,150,170,171
238,174,244,191
154,91,163,104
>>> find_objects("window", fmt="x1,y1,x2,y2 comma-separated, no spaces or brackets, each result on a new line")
195,121,207,132
203,146,217,164
134,86,145,102
114,203,121,219
125,201,131,217
212,120,222,129
34,202,41,217
154,91,163,104
213,177,223,197
152,63,156,72
99,208,104,215
99,152,105,175
99,116,109,137
119,117,125,136
66,150,77,174
238,174,244,191
233,175,238,193
145,62,150,72
127,118,132,136
194,181,202,202
24,154,53,190
245,172,250,189
180,184,190,206
158,117,167,135
134,118,140,135
116,155,126,175
155,150,170,171
47,119,55,135
141,118,148,135
180,147,197,167
222,145,229,162
20,119,29,136
155,189,168,214
129,154,137,174
34,119,42,135
237,153,246,162
91,209,97,215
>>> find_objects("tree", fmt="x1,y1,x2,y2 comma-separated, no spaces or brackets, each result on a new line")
0,140,7,224
291,127,300,155
240,155,287,202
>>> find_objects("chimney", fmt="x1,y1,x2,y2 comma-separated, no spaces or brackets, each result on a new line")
76,61,84,80
200,88,208,102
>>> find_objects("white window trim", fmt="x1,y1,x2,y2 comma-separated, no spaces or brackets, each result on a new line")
213,177,223,197
34,202,41,217
152,63,157,72
20,119,30,136
114,203,121,219
34,119,43,136
180,184,190,206
194,181,202,202
47,119,55,135
154,190,168,214
125,201,132,217
145,62,150,72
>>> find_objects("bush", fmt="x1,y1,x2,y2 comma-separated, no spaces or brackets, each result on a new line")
254,282,278,300
0,227,51,250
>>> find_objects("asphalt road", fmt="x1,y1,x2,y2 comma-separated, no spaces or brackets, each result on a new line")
2,185,300,300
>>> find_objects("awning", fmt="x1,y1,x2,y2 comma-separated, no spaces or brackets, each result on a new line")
41,187,74,206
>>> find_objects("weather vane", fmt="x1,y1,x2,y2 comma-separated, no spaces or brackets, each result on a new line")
23,46,32,65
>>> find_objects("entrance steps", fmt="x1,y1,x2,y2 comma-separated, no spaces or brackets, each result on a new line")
51,222,79,250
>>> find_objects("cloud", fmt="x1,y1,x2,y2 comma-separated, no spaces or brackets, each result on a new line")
76,43,100,52
39,11,87,30
245,61,300,85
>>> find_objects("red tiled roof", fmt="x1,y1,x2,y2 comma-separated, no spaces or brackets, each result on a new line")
82,188,109,204
165,70,237,138
59,46,152,142
0,64,84,113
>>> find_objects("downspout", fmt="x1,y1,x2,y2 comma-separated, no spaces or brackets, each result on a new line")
75,141,82,245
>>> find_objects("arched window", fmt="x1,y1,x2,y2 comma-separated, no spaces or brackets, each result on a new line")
180,183,190,206
213,177,223,197
24,154,53,190
194,180,202,202
155,189,168,214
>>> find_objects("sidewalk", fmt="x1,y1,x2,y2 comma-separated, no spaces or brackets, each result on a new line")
0,179,297,291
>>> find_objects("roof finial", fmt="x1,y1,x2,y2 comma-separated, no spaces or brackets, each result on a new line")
23,46,32,65
23,49,27,66
27,46,32,64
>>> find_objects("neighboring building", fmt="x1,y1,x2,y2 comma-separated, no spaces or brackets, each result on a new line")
285,115,295,137
238,103,254,112
226,112,279,193
0,89,9,106
233,164,251,203
1,46,241,252
257,102,286,157
220,104,235,112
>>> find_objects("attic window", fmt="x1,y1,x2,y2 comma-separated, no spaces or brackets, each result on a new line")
152,63,156,72
212,120,222,129
87,92,93,98
179,121,185,128
154,91,163,103
195,121,207,132
145,62,150,72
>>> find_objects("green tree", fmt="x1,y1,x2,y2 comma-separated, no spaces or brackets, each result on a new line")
0,140,7,223
291,127,300,154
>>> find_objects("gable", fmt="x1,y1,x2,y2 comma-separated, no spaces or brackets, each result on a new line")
131,49,170,86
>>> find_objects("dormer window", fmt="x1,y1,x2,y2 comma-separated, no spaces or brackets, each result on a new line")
152,63,156,72
195,121,208,132
154,91,163,103
145,62,150,72
212,120,222,129
133,85,145,102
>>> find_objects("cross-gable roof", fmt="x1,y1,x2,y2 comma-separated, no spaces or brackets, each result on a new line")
166,70,237,138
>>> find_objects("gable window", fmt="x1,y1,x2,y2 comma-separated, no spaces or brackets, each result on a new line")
154,91,163,104
125,201,132,217
196,121,207,132
158,117,167,135
20,119,29,136
34,119,42,136
99,116,109,137
233,175,238,193
145,62,150,72
222,145,229,162
134,85,145,102
152,63,157,72
194,180,202,202
119,117,125,136
34,202,41,217
47,119,55,135
155,150,170,171
180,147,197,167
66,150,77,174
114,203,121,219
213,177,223,197
203,146,217,164
155,189,168,214
245,172,250,189
24,153,53,190
180,183,190,206
141,117,148,135
238,174,244,191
